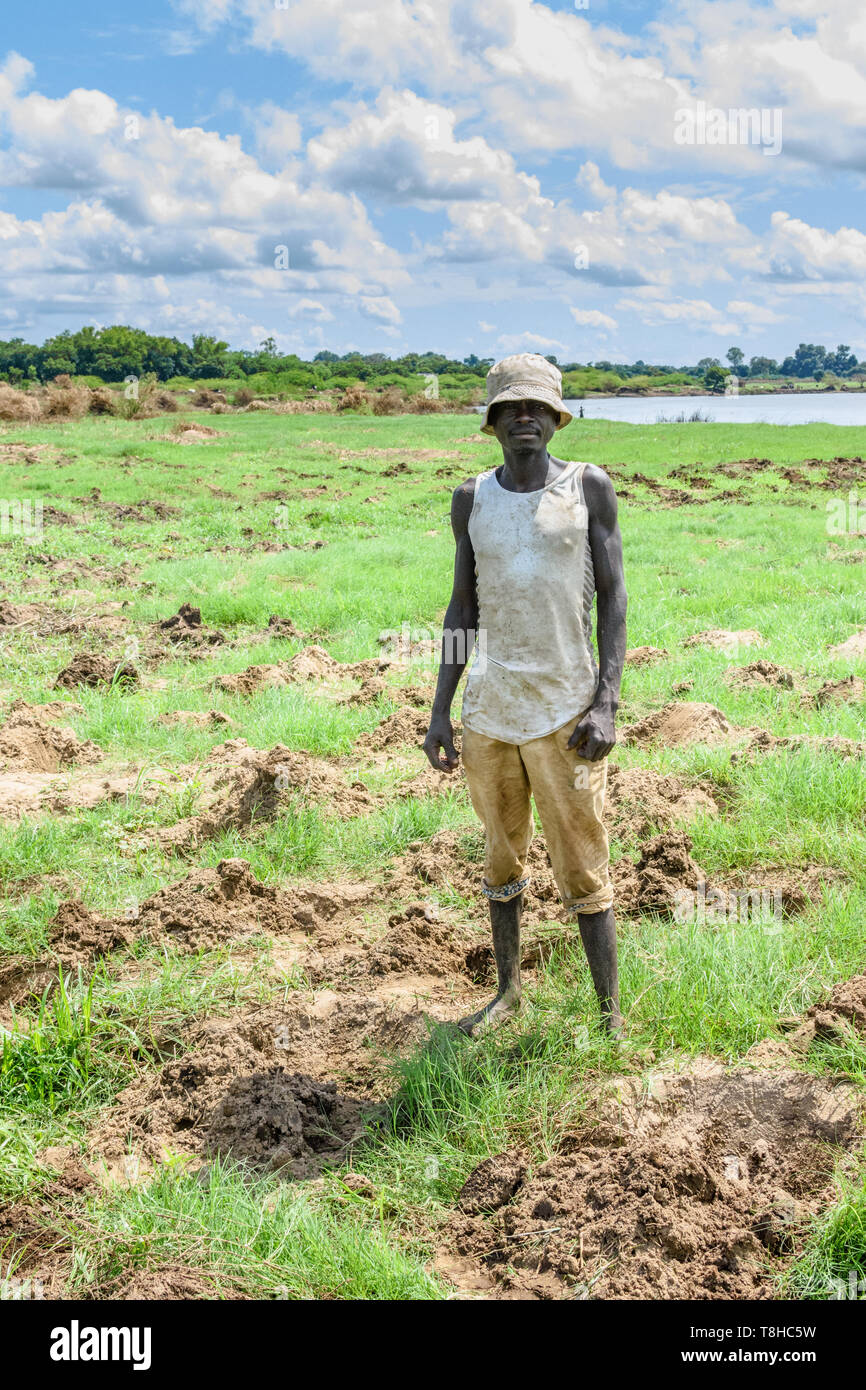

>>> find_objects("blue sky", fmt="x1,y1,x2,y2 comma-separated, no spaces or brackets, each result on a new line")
1,0,865,364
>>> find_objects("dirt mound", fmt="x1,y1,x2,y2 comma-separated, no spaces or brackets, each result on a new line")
448,1062,861,1300
342,675,387,706
0,601,48,627
827,543,866,564
0,900,134,1015
113,1265,242,1301
135,858,291,952
168,423,226,443
683,629,764,654
157,709,236,728
828,629,866,661
356,707,440,752
812,675,865,706
625,646,668,666
805,974,866,1043
288,644,338,680
363,904,477,980
157,745,372,852
216,664,290,696
0,704,102,772
88,1001,432,1177
54,652,140,691
266,613,304,640
158,603,225,647
288,645,391,683
49,899,135,968
622,702,731,748
733,729,866,763
725,660,799,691
613,832,705,915
605,766,719,840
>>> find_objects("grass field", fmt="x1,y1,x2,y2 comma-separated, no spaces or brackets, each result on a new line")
0,409,864,1301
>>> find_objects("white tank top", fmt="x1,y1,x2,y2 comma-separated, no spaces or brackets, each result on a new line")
461,459,598,744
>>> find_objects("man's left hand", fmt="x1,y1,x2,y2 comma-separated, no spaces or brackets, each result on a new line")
567,705,616,760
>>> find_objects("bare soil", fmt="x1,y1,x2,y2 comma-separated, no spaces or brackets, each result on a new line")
447,1061,862,1300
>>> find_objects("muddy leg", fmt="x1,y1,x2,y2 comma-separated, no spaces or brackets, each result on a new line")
576,906,623,1036
459,895,523,1036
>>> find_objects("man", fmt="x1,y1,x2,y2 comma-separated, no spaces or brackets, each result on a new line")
423,353,627,1037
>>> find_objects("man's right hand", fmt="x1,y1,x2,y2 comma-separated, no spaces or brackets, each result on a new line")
423,714,459,772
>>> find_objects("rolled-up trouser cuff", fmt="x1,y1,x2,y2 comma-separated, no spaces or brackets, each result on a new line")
482,876,530,902
565,886,615,915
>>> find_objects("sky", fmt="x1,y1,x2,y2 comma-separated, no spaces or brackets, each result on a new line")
0,0,865,365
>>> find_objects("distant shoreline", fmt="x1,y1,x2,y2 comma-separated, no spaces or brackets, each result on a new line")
564,385,866,400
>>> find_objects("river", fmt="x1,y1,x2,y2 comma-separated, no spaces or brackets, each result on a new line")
562,392,866,426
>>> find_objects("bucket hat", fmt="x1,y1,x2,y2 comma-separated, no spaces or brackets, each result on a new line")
480,353,572,434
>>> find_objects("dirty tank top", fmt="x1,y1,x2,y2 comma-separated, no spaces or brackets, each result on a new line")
461,459,598,744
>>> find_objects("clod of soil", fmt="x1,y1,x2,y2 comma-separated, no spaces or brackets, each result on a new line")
622,702,732,748
54,652,140,691
683,629,764,653
0,703,102,772
158,603,225,646
625,646,668,666
448,1062,862,1300
725,660,799,691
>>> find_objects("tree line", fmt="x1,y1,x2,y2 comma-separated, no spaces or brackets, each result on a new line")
0,326,862,386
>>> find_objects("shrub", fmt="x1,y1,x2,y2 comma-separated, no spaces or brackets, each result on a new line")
192,388,224,408
0,383,41,422
372,386,405,416
88,389,116,416
41,376,90,419
233,386,255,407
155,391,179,412
338,387,372,413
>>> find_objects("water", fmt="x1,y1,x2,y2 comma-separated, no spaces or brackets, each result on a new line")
562,392,866,426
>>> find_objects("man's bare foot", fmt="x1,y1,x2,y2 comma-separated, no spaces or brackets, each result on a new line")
458,992,521,1037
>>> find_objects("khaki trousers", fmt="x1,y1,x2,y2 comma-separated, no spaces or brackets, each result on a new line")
461,719,614,915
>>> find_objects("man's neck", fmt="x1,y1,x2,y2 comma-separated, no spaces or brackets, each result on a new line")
497,446,561,493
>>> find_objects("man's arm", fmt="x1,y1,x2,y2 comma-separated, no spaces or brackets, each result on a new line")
423,479,478,772
568,465,627,760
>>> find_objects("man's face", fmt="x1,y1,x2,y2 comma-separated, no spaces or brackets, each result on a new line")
490,397,558,450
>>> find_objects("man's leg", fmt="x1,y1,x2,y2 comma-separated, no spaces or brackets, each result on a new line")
576,906,623,1036
520,723,623,1035
458,892,523,1036
460,726,533,1036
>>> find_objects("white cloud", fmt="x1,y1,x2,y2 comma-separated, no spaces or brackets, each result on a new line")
569,308,618,332
496,331,567,354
